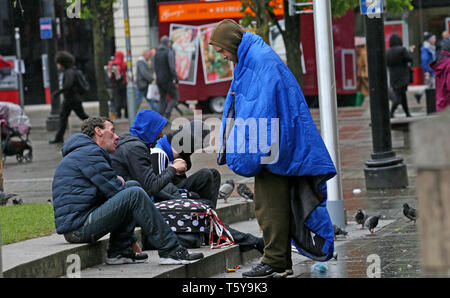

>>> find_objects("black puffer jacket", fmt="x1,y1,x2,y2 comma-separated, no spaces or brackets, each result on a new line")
386,34,413,89
111,133,180,200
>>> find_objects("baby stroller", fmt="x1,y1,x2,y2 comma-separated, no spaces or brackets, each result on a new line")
0,102,32,163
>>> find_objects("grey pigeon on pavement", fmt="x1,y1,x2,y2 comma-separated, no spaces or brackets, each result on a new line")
333,224,348,240
355,209,367,229
237,183,254,202
218,179,234,203
365,215,381,236
403,203,417,224
0,191,17,206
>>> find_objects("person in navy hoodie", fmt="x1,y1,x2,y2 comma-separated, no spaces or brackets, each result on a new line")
110,109,190,203
52,116,203,265
209,19,337,277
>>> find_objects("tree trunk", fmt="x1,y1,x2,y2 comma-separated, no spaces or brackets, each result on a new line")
282,0,303,88
255,0,270,44
89,1,110,117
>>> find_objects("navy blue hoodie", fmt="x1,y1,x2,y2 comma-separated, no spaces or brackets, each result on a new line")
111,110,179,200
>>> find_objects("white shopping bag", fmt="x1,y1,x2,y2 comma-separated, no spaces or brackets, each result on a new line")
147,83,160,101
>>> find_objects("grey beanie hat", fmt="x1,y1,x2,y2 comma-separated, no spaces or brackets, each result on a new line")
442,36,450,53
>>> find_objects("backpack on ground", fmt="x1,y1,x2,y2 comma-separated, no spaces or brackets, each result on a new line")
153,198,234,249
75,69,90,95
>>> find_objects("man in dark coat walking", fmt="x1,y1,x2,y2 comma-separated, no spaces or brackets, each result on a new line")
387,34,415,118
154,36,179,119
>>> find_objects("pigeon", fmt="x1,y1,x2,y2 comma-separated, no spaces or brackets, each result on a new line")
333,224,348,240
403,203,417,224
12,198,23,205
365,215,381,236
0,191,17,206
355,209,367,229
237,183,254,202
218,179,234,203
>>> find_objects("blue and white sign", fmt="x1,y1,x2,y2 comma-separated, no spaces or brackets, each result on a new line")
40,17,53,39
361,0,384,16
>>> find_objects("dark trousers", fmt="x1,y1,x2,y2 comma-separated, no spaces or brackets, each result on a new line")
390,86,411,117
63,181,181,257
157,82,179,119
255,169,292,270
176,168,220,209
112,85,128,118
55,97,89,141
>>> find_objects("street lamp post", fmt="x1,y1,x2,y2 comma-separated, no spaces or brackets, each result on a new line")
41,0,61,132
14,28,25,110
122,0,137,124
313,0,345,229
363,15,408,189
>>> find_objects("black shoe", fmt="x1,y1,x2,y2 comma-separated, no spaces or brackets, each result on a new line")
106,247,148,265
49,138,63,144
242,262,287,278
160,247,204,265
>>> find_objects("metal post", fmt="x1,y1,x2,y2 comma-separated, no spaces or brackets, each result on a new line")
122,0,137,124
41,0,61,132
313,0,345,229
14,28,25,110
363,16,408,189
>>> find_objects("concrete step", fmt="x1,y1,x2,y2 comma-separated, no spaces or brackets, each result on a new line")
2,197,255,278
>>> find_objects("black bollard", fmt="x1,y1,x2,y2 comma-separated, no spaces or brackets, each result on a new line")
425,88,436,114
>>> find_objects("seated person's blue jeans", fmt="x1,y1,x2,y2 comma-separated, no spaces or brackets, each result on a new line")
63,181,180,258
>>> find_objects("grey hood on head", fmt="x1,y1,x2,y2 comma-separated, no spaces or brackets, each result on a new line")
160,35,172,47
442,36,450,53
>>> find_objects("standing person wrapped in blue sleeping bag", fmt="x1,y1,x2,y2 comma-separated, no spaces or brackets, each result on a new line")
209,19,337,278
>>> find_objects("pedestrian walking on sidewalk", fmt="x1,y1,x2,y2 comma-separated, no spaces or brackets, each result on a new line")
52,116,203,265
209,19,336,278
436,31,449,57
430,36,450,112
136,48,158,111
415,32,437,103
421,32,437,87
154,36,179,119
49,51,89,144
108,51,128,119
386,34,414,118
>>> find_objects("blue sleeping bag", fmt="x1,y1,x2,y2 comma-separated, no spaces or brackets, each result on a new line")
218,32,337,261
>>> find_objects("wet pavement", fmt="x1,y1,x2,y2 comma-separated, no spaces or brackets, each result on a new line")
2,90,427,277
